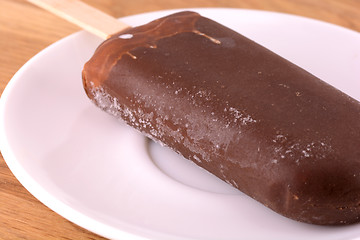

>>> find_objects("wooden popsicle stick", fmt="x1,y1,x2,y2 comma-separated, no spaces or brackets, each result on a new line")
27,0,130,39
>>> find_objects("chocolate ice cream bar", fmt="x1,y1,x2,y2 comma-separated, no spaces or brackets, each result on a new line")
82,11,360,225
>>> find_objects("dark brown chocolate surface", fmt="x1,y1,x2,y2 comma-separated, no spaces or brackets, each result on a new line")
82,11,360,225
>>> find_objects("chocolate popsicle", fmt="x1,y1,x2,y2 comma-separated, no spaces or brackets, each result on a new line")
82,11,360,225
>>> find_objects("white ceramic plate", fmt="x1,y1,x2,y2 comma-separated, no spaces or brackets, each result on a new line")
1,8,360,240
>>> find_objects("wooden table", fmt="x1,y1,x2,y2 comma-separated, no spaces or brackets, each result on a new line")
1,0,360,239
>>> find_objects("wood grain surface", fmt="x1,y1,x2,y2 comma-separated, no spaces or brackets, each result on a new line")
1,0,360,239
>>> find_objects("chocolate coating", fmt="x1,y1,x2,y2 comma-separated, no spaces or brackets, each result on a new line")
82,11,360,225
